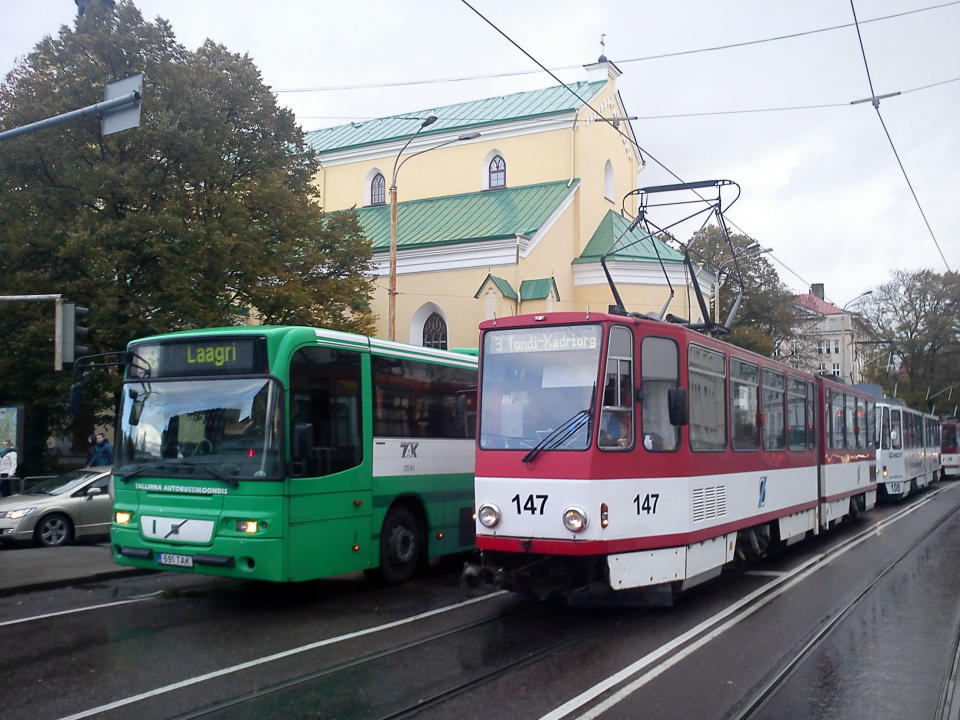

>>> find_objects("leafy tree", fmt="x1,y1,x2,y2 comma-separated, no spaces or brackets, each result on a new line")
0,2,375,470
860,270,960,412
688,226,803,358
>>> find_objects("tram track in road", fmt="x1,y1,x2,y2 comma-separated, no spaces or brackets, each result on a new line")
729,491,960,720
173,596,624,720
540,483,960,720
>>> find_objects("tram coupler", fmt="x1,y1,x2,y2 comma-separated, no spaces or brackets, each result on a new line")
461,560,504,594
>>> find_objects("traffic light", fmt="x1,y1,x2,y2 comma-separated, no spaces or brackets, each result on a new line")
55,300,90,370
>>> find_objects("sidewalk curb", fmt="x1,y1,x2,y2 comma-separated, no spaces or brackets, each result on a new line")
0,568,157,598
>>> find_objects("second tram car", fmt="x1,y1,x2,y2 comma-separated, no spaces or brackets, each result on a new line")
875,400,941,499
942,420,959,479
465,312,877,601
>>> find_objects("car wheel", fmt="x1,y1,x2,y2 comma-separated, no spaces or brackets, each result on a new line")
378,506,423,584
34,513,74,547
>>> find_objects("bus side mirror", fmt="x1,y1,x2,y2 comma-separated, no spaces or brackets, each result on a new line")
668,387,688,426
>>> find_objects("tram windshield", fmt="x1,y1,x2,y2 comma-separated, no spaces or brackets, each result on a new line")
117,378,282,480
480,325,602,450
943,424,958,453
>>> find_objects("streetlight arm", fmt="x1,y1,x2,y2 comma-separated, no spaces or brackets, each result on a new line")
394,133,481,183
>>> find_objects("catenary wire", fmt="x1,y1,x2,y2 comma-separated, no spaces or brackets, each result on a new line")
849,0,952,272
296,75,960,123
273,1,960,93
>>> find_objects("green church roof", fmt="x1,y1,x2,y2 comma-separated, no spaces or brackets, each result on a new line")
474,274,519,300
348,180,580,252
519,277,560,301
574,210,685,264
305,81,607,153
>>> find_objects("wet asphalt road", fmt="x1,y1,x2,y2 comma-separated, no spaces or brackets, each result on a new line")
1,482,958,720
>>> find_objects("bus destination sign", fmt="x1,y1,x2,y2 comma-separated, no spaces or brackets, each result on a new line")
129,337,267,378
486,326,600,354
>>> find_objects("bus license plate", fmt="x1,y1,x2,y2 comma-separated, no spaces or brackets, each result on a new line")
157,553,194,568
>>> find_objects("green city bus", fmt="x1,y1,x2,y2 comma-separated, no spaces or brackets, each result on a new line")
111,326,477,583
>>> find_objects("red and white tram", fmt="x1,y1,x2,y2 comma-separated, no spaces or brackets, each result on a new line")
942,420,959,480
465,312,877,601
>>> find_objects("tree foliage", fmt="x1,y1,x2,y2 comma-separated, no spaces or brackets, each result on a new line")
860,270,960,413
0,2,375,469
688,226,803,358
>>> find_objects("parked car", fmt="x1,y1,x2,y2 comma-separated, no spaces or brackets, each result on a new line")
0,467,112,547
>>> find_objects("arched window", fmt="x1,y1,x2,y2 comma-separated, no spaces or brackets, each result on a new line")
370,173,386,206
604,160,614,200
422,313,448,349
488,155,506,189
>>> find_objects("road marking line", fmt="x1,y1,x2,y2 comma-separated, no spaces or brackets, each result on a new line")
743,570,786,577
57,590,508,720
540,486,954,720
0,594,159,628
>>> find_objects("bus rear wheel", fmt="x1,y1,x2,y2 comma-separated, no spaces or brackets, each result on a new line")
377,506,423,584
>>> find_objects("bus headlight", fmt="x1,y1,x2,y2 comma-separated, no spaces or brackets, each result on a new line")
114,510,132,525
477,504,501,528
237,520,260,534
563,507,588,533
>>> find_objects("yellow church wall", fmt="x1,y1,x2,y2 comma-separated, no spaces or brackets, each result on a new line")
320,127,575,212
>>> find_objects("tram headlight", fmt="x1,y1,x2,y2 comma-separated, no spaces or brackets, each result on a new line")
477,504,501,529
563,507,588,533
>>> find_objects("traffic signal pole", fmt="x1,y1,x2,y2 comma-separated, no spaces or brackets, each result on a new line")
0,294,89,370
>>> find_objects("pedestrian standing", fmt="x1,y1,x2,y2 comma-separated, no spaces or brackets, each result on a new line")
86,434,97,466
0,441,18,478
91,433,113,466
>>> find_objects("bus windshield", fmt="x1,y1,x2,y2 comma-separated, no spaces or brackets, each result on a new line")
117,377,282,480
480,325,601,450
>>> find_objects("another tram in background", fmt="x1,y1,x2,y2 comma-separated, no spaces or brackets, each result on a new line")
942,420,960,480
874,400,941,499
109,326,477,583
463,312,877,601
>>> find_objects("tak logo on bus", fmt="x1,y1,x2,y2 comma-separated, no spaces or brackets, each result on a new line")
758,475,768,509
401,442,419,458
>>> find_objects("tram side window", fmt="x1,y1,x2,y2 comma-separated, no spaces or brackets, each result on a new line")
828,390,842,449
805,382,816,449
880,406,890,449
762,369,786,451
787,378,806,451
866,401,875,449
731,358,760,450
844,394,856,449
599,326,634,451
372,356,475,439
641,336,679,451
289,347,363,478
891,409,902,450
688,344,726,451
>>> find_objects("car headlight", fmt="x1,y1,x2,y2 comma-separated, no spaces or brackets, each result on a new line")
477,504,501,528
1,507,37,520
562,507,588,533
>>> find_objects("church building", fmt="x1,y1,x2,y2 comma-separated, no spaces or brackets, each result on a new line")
306,58,710,349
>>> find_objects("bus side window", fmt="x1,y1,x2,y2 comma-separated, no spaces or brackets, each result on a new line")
290,347,363,477
641,336,679,451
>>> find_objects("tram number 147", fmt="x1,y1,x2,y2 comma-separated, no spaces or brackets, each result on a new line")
634,493,660,514
512,493,548,515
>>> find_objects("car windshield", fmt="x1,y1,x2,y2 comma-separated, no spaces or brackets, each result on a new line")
26,470,105,495
117,377,282,480
480,325,602,450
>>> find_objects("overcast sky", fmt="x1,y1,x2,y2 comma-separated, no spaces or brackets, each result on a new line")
3,0,958,307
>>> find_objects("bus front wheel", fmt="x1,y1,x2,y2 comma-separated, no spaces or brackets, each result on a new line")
377,506,423,584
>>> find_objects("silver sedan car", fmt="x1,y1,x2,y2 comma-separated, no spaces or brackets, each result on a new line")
0,467,112,547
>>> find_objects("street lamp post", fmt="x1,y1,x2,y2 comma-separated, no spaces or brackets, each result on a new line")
840,290,873,381
387,120,480,341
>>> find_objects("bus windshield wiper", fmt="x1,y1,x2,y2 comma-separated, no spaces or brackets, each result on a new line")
191,463,239,488
522,408,592,465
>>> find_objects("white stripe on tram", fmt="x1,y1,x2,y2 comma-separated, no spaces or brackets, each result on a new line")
540,484,957,720
57,590,508,720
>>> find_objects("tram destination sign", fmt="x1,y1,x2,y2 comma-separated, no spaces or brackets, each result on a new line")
128,336,268,378
486,326,600,354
